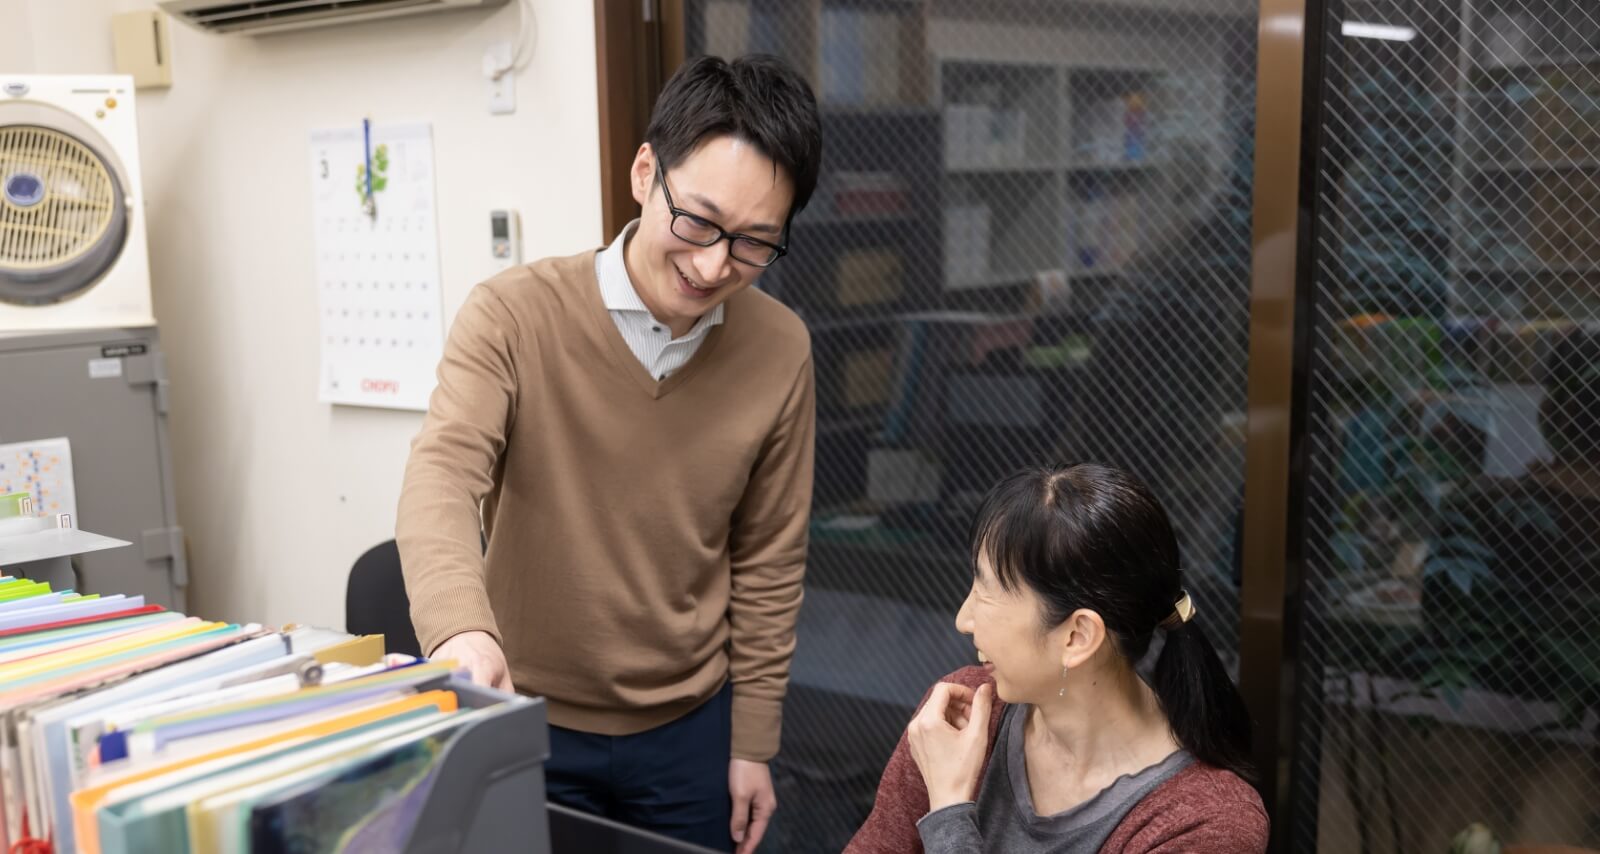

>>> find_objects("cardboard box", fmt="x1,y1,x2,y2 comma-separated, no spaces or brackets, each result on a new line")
835,249,903,307
866,448,942,505
943,204,992,287
843,347,897,408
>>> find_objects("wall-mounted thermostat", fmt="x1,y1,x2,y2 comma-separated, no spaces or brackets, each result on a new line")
491,209,521,268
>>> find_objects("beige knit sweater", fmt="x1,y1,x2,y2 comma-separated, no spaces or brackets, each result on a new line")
397,249,814,761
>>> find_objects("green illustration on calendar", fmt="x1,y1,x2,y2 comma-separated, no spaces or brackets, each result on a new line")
308,123,443,412
354,143,390,202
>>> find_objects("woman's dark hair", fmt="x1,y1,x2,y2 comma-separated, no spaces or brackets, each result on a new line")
970,462,1255,780
645,54,823,218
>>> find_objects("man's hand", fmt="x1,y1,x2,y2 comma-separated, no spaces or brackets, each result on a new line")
430,630,513,693
729,758,776,854
907,682,993,811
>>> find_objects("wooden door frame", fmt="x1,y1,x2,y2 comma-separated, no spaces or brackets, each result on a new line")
1239,0,1325,846
594,0,683,239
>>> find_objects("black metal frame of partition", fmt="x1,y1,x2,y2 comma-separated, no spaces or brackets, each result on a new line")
1281,0,1341,847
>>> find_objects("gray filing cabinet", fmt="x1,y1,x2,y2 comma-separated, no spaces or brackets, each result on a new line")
0,326,186,609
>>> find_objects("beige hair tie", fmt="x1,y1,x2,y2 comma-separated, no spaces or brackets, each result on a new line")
1135,591,1197,684
1159,591,1197,630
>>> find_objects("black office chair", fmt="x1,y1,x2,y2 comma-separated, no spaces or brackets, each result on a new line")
345,539,423,657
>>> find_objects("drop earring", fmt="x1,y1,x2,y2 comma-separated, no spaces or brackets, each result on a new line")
1058,665,1068,697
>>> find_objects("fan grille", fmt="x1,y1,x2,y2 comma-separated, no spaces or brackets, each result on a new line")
0,126,117,271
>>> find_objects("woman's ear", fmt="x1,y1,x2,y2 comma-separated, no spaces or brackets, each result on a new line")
630,143,655,207
1056,609,1107,671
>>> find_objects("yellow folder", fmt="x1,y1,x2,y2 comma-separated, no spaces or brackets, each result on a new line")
310,634,385,667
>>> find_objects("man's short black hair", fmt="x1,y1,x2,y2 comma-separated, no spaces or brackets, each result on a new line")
645,54,823,218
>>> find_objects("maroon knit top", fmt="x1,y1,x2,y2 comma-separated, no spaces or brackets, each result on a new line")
844,666,1270,853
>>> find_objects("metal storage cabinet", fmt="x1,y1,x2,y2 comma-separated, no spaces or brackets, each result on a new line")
0,326,185,609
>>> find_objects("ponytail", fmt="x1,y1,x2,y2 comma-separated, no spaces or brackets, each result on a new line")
971,463,1256,781
1148,618,1255,781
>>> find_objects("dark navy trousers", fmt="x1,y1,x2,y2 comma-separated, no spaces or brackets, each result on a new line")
545,682,734,852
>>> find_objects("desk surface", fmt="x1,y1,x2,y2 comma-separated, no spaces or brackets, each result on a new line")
549,803,721,854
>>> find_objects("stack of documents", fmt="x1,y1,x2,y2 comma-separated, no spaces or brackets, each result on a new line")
0,574,500,854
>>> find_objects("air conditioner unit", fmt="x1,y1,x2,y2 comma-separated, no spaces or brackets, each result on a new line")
0,75,154,334
160,0,509,36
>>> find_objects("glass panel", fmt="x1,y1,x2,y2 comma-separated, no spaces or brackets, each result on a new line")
1297,0,1600,850
686,1,1259,850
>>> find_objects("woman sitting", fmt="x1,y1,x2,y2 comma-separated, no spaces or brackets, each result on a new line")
846,463,1268,853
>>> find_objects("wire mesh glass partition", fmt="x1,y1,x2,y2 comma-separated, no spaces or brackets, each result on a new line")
1295,0,1600,850
684,1,1259,849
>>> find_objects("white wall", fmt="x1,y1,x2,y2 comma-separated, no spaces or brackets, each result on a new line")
11,0,604,629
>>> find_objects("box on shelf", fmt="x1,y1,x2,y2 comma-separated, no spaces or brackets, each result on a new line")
944,104,1027,168
1076,91,1154,166
943,104,986,168
1527,72,1600,163
1028,269,1073,315
831,171,910,218
945,374,1045,429
1072,184,1146,274
702,0,751,59
866,448,943,505
1479,320,1576,385
1480,12,1537,69
1523,274,1600,321
818,7,914,107
843,347,898,409
943,204,992,286
835,249,904,308
998,110,1027,164
1329,316,1444,386
863,12,903,106
1531,178,1600,266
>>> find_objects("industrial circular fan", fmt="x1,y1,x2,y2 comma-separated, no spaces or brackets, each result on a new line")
0,123,129,305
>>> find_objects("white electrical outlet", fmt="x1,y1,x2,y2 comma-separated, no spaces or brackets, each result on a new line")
484,41,516,115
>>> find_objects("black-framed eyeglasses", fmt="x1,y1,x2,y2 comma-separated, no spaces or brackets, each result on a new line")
655,166,788,268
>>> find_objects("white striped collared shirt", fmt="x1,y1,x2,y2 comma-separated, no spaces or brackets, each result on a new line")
595,220,725,381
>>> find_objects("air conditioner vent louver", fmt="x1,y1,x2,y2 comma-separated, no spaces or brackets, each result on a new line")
159,0,506,35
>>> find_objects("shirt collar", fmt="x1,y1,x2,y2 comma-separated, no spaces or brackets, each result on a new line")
599,220,726,334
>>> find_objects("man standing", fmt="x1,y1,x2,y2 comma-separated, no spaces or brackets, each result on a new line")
397,54,821,853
